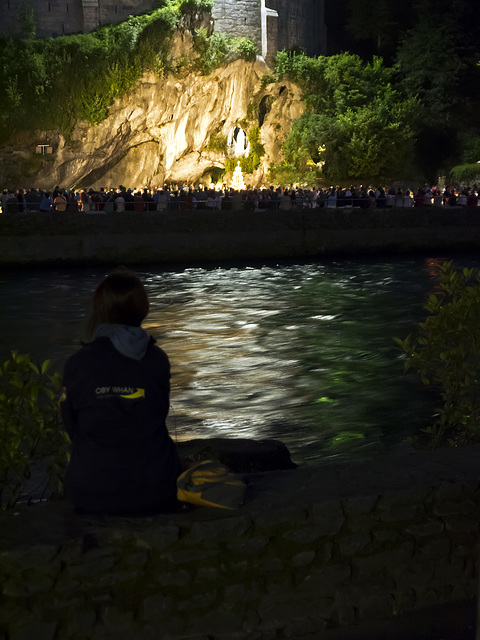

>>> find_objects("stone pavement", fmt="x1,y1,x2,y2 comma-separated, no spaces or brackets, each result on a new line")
1,442,480,639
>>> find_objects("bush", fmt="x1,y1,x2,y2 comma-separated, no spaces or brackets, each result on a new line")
205,132,228,153
18,2,37,39
193,27,257,74
0,7,179,139
272,51,420,184
233,37,257,61
395,261,480,448
0,352,69,508
448,163,480,185
177,0,213,12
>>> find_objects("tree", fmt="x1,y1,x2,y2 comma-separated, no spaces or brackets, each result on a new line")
272,52,420,184
395,0,480,124
346,0,414,60
395,13,467,125
18,2,36,39
395,262,480,448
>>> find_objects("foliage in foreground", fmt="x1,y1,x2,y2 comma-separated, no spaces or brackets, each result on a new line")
0,352,69,509
395,261,480,448
269,51,420,185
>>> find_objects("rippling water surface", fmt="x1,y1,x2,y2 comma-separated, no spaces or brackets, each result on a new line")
0,256,469,465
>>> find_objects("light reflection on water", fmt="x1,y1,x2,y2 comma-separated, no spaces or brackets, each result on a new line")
0,256,470,465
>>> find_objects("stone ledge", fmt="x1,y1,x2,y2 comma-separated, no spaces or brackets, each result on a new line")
1,209,480,266
1,443,480,639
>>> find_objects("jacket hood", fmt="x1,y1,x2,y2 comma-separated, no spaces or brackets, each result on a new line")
93,323,151,361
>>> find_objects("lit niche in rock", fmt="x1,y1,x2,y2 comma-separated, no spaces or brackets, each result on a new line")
227,127,250,157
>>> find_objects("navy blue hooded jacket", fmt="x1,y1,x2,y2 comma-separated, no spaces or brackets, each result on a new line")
61,324,181,516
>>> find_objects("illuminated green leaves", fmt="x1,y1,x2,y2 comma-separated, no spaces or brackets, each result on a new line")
271,51,420,183
395,261,480,448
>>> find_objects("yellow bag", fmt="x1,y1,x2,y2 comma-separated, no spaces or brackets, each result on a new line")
177,460,246,510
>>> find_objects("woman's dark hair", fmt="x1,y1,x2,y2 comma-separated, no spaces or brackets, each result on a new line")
87,269,149,336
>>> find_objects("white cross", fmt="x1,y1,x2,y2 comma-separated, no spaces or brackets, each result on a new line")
261,0,278,59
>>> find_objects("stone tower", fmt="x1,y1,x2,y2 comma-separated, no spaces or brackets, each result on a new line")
211,0,326,62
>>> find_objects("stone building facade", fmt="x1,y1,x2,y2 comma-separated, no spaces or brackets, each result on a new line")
0,0,326,58
212,0,326,61
0,1,153,38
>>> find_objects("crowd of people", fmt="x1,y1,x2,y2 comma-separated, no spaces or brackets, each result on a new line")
1,183,479,214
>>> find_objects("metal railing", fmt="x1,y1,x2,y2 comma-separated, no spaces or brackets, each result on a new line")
1,196,479,214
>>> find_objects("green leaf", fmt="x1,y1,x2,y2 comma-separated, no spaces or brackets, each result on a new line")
41,360,51,375
0,351,69,509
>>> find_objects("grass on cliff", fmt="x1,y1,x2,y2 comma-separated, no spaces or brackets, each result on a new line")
0,0,255,142
0,6,177,139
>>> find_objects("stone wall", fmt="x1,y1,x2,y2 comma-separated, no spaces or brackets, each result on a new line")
0,0,85,38
0,0,326,56
1,208,480,266
0,0,153,38
211,0,263,55
271,0,326,56
0,444,479,639
84,0,155,34
211,0,326,60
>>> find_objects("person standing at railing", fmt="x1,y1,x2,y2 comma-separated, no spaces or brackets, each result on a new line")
205,190,221,210
115,192,125,212
445,188,457,207
403,190,413,208
231,189,243,211
458,190,468,207
433,189,443,207
90,189,104,212
133,191,145,211
79,190,92,213
413,188,424,207
142,188,156,212
181,189,195,211
467,189,479,207
25,187,41,212
66,190,79,212
0,189,8,213
423,188,433,206
155,189,168,212
15,189,26,213
39,191,53,212
394,188,404,208
376,187,386,208
279,189,294,210
54,190,67,212
295,189,305,209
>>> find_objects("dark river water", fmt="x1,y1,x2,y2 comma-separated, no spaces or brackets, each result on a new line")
0,255,470,466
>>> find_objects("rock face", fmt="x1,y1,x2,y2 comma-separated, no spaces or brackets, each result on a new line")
14,44,304,190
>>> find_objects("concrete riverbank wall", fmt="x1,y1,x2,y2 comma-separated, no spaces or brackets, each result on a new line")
1,444,479,639
1,207,480,266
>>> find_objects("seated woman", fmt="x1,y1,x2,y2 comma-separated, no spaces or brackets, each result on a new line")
61,269,181,516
